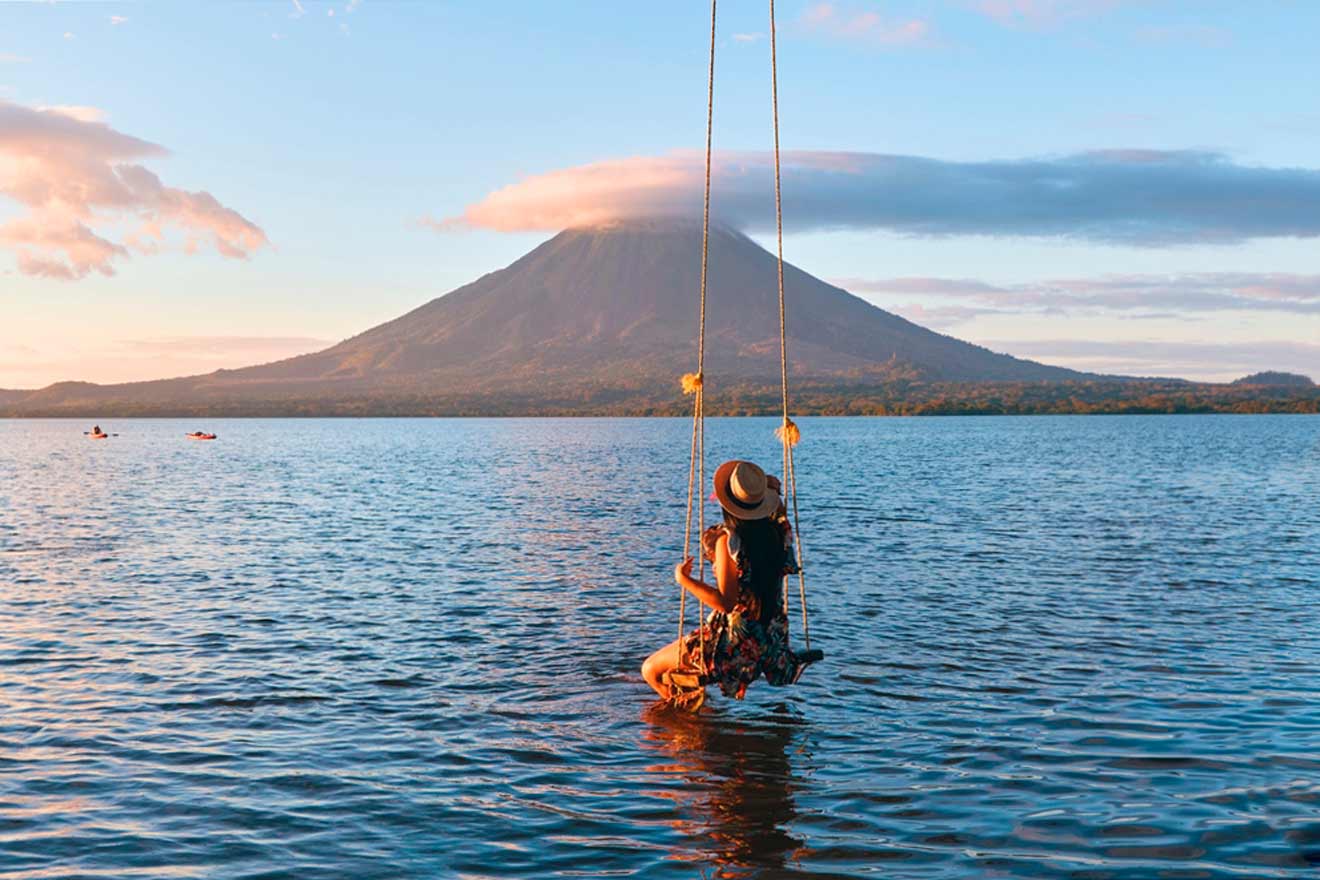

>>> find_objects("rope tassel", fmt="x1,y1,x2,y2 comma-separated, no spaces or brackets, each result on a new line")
681,372,704,395
775,417,800,447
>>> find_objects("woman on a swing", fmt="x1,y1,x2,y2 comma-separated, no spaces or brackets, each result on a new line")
643,459,815,702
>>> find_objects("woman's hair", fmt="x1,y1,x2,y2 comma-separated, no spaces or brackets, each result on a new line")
722,510,786,622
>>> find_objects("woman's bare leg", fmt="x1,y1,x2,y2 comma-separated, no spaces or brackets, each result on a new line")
642,638,683,699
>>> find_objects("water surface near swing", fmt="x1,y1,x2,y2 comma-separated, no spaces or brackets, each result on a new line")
3,415,1320,879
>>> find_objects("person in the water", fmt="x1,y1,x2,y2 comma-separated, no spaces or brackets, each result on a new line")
642,459,812,701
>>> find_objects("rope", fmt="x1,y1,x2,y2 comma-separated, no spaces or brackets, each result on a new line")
769,0,788,438
698,0,715,390
672,0,814,693
787,437,810,649
678,393,699,652
768,0,811,650
678,0,717,675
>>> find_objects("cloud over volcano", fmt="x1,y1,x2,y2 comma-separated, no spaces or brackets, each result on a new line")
438,149,1320,246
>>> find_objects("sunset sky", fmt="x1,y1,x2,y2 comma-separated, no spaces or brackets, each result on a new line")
3,0,1319,387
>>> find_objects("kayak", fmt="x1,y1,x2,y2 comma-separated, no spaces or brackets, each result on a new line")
88,433,109,440
186,433,217,441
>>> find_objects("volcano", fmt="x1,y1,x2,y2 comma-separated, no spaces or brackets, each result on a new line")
3,219,1093,415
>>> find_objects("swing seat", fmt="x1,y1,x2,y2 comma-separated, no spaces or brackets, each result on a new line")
788,648,825,684
661,648,824,711
662,0,819,716
662,666,707,711
798,648,825,666
664,668,705,691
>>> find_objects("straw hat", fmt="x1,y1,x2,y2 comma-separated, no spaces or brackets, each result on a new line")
712,459,780,520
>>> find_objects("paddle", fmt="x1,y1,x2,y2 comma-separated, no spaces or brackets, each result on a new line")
82,432,119,437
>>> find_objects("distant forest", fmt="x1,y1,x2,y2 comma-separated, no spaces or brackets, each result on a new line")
5,379,1318,418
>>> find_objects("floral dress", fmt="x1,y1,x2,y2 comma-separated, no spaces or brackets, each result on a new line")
680,520,809,700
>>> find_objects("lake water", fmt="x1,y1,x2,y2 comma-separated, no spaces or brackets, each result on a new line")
2,415,1319,879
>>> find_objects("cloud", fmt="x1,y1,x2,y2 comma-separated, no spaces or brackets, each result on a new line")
439,149,1320,246
973,0,1123,27
0,336,334,388
109,15,128,26
38,104,106,123
0,99,267,279
0,53,29,64
118,336,332,356
981,339,1320,382
843,273,1320,380
732,32,764,43
1134,24,1230,48
63,32,75,40
886,302,998,329
836,273,1320,317
800,2,932,46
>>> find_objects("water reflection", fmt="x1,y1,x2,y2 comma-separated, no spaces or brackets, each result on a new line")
642,703,806,877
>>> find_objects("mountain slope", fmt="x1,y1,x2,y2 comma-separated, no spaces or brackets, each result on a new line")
240,218,1084,385
5,219,1092,414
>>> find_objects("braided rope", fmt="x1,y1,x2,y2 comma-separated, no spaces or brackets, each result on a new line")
678,0,717,674
769,0,789,435
768,0,811,650
678,393,699,654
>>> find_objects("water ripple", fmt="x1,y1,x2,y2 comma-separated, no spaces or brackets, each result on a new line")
1,415,1318,878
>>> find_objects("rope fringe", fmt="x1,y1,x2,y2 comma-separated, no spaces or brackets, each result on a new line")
774,417,800,447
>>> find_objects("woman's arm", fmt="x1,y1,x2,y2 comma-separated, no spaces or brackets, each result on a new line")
674,533,740,613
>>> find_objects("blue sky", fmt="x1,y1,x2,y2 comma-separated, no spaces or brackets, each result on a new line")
2,0,1319,386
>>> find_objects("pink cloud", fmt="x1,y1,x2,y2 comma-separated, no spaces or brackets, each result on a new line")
974,0,1123,27
888,302,997,329
978,339,1319,383
0,99,266,279
0,336,335,389
1134,24,1231,48
436,150,876,233
434,149,1320,245
834,272,1320,316
119,335,332,356
436,153,700,233
800,2,932,46
38,104,108,123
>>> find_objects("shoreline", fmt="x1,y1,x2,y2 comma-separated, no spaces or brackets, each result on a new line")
3,380,1318,418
